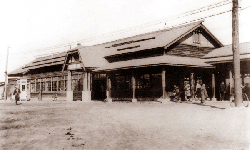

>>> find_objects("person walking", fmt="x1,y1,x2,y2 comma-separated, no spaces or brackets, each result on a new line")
13,86,20,105
220,82,226,101
201,83,208,103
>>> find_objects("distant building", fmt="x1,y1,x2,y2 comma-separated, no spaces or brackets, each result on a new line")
8,21,250,102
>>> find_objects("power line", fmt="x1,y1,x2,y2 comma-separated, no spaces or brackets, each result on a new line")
13,5,250,60
14,2,250,59
17,0,232,56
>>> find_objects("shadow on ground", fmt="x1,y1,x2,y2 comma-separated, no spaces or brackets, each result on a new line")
171,100,226,110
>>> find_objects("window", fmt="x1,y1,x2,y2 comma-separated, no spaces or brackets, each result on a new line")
30,75,70,92
193,30,200,44
31,83,35,92
136,74,151,89
114,75,131,90
36,82,40,92
22,85,25,91
45,78,51,91
52,77,58,91
52,81,57,91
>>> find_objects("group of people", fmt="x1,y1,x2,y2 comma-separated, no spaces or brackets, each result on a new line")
220,81,250,101
172,80,208,103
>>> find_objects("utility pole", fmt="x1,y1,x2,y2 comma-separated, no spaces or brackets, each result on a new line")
4,46,9,101
232,0,242,107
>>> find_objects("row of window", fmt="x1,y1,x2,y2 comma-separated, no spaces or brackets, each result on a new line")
30,74,83,92
112,73,162,90
30,76,68,92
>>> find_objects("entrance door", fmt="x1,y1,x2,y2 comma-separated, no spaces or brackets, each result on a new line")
19,79,27,100
92,80,106,100
73,79,82,101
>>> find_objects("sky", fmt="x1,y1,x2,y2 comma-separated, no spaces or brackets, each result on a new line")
0,0,250,82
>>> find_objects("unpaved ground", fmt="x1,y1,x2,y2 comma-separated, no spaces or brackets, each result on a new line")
0,100,250,150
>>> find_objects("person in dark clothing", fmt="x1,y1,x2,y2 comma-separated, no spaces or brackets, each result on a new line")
173,85,180,102
195,80,201,101
201,83,208,103
13,86,21,105
220,82,226,101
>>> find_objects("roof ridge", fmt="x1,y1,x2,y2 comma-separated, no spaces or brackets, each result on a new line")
89,20,204,47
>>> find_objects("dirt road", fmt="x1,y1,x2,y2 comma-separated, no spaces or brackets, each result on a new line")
1,100,249,149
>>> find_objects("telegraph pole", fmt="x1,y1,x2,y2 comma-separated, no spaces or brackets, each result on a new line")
4,46,9,101
232,0,242,107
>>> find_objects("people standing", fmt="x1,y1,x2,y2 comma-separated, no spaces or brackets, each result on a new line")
173,85,180,102
201,83,208,103
13,86,20,105
195,80,201,101
220,82,226,101
184,82,191,101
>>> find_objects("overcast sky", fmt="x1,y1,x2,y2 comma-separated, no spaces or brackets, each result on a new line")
0,0,250,82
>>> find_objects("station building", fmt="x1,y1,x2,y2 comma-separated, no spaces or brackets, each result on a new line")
8,21,250,102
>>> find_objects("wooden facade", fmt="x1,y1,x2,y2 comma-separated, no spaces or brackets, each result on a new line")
8,21,250,102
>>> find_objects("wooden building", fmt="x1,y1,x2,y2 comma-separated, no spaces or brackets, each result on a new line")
203,42,250,100
7,21,250,102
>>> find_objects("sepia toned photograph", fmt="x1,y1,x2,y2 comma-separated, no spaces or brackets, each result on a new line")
0,0,250,149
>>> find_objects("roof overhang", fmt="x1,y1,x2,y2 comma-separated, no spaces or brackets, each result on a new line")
94,55,214,72
204,53,250,64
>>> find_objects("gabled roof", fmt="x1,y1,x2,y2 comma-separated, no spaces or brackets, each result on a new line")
95,55,214,72
9,21,224,75
203,42,250,64
8,52,67,76
97,21,223,58
8,66,29,76
78,46,109,68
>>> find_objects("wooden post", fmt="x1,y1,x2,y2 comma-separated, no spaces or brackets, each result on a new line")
67,71,72,91
106,74,112,102
190,73,194,100
83,72,87,91
88,72,91,91
232,0,242,107
51,77,52,92
4,46,9,101
90,74,92,91
132,70,137,102
82,72,91,102
35,79,36,92
212,74,216,101
40,79,42,91
229,70,233,95
57,77,59,91
67,71,73,101
162,67,166,99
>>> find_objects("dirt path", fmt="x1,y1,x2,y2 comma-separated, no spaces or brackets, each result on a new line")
0,100,249,149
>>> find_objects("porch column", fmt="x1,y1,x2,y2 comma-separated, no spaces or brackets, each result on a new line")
67,71,73,101
132,70,137,102
212,74,216,101
162,68,166,99
82,72,91,102
35,79,36,92
56,77,59,91
106,74,112,102
229,70,233,95
190,73,195,100
88,73,91,90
